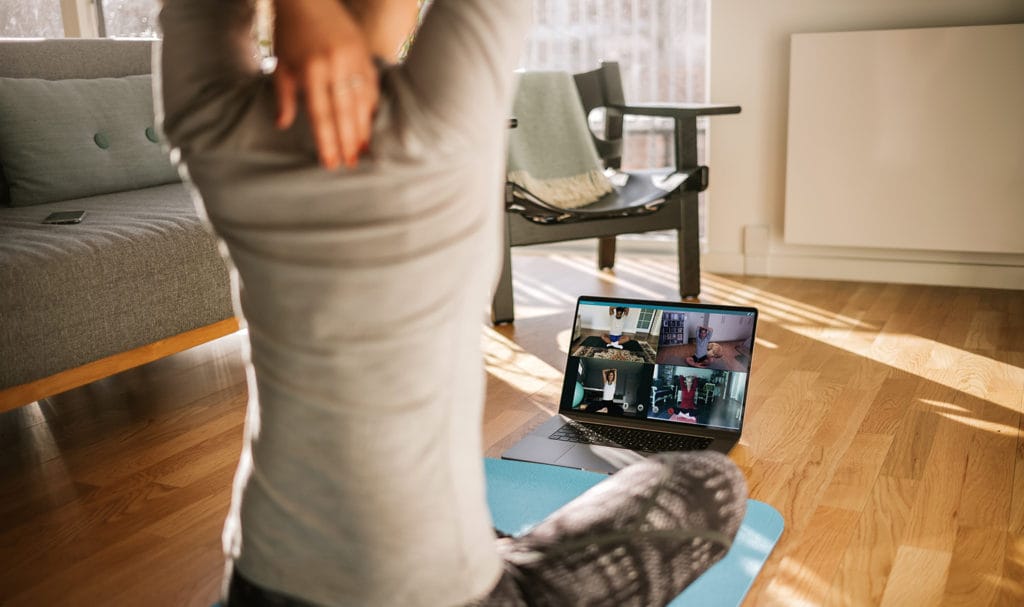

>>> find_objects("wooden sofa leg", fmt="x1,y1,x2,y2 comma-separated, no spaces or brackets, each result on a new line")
598,236,617,270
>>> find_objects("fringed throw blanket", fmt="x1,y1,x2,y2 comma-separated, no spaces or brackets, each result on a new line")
507,71,614,209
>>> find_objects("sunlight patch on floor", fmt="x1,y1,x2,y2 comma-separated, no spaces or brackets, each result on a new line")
935,411,1019,435
510,276,571,307
500,251,1023,422
702,278,876,330
918,399,969,413
614,257,680,285
697,274,1022,415
482,326,562,397
784,328,1024,413
549,254,667,299
504,304,568,321
765,557,832,607
556,329,572,354
513,272,580,305
17,403,76,500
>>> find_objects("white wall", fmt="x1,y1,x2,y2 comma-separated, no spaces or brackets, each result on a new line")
685,312,753,342
707,0,1024,289
786,25,1024,254
579,304,641,334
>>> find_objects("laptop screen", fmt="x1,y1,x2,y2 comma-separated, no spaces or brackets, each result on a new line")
560,296,758,432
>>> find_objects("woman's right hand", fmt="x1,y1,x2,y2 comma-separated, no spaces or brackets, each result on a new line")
272,0,380,169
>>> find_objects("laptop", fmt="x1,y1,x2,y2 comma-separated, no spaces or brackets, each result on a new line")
502,295,758,474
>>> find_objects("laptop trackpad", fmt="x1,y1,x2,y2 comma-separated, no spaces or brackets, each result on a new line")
557,445,647,474
502,435,574,464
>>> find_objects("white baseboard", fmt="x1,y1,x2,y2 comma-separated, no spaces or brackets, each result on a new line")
706,250,1024,290
762,254,1024,290
520,241,1024,290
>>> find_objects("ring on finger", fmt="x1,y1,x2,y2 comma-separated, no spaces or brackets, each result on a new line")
334,74,366,94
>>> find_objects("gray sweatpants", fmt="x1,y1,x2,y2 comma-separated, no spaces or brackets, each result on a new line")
156,0,531,604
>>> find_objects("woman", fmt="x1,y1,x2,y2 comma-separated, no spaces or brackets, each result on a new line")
157,1,746,605
679,375,698,413
602,368,617,402
694,325,714,363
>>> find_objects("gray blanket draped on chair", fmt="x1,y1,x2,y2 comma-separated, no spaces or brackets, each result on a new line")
506,71,613,209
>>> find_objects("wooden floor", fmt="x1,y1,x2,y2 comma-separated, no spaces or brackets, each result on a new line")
1,249,1021,606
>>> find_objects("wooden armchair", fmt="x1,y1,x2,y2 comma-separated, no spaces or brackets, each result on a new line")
492,61,739,324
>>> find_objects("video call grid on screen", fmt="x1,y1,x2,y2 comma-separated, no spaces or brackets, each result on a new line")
561,298,758,431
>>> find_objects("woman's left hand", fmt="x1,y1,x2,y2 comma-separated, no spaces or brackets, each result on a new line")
273,0,380,169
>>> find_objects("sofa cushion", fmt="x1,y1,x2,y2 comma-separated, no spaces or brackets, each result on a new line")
0,74,180,207
0,183,234,388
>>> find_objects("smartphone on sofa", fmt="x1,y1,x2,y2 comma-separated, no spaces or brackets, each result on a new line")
42,210,86,224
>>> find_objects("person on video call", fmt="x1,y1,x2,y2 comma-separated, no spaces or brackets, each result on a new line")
157,0,746,605
603,306,630,348
586,367,625,415
692,325,714,366
602,368,617,402
667,374,698,423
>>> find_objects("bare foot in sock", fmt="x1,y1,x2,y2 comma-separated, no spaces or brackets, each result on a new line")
472,451,748,607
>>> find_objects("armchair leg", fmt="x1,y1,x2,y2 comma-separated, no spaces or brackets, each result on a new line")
678,193,701,300
492,223,516,324
598,236,617,270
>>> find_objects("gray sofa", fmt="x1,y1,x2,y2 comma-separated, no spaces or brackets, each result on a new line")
0,39,234,407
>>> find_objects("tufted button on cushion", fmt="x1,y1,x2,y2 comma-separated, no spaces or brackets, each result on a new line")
93,132,111,149
145,126,159,143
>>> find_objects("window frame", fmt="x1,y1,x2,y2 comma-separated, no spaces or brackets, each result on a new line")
59,0,154,38
58,0,101,37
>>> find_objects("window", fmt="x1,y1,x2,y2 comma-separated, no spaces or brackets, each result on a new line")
98,0,158,38
0,0,63,37
522,0,710,243
522,0,708,170
0,0,159,38
636,307,655,331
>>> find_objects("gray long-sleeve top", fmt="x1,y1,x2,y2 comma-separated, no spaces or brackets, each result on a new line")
157,1,531,604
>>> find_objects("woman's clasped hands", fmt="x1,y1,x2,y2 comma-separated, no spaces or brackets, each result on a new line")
272,0,380,169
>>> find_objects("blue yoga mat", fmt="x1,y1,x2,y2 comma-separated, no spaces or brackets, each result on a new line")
213,459,782,607
484,457,784,607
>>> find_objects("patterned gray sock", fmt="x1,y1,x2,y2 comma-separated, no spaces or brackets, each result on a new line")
472,451,748,607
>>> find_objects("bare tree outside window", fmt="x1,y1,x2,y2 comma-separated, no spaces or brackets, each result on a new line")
0,0,63,37
100,0,158,38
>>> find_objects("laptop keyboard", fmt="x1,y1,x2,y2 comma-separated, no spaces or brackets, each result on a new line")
549,421,713,454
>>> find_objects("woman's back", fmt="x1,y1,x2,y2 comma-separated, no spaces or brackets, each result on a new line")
158,1,531,604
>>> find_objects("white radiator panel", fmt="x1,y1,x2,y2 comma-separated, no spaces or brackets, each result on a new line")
784,24,1024,254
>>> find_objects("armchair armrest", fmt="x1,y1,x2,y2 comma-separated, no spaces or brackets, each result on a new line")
608,103,740,176
610,103,741,118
